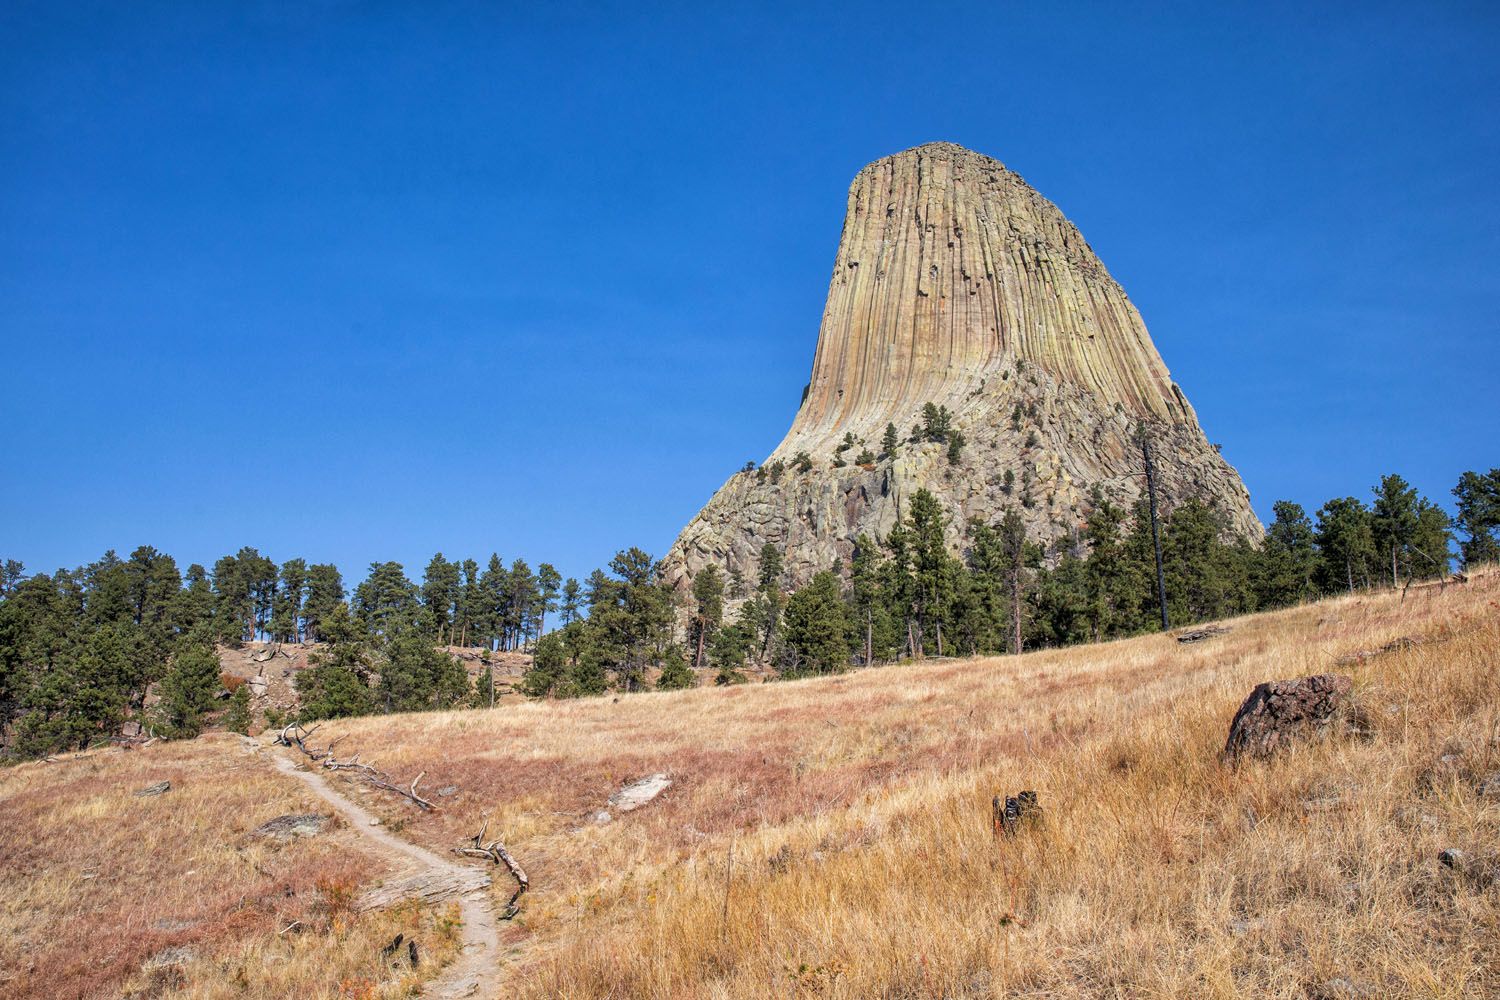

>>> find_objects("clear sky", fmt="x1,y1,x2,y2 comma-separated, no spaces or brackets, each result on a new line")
2,2,1496,587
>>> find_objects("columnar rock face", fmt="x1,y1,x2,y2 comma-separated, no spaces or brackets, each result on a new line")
663,142,1259,590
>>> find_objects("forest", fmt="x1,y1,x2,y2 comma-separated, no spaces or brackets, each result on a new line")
0,467,1495,760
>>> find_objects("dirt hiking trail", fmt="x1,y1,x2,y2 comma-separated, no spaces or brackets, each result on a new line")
253,740,503,999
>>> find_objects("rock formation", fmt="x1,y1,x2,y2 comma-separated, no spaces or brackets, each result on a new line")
664,142,1259,590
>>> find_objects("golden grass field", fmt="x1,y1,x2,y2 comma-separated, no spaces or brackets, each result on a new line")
4,570,1497,998
0,735,461,1000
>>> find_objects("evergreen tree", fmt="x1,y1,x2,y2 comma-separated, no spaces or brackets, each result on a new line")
521,630,568,697
379,633,470,712
560,577,583,625
211,551,253,645
271,558,308,642
847,534,898,663
1258,501,1320,607
1371,474,1419,587
457,558,481,646
156,644,221,738
172,564,216,639
224,683,252,734
1080,488,1137,640
1315,497,1377,593
353,562,419,640
907,489,957,655
296,604,375,720
781,571,851,675
710,615,753,684
536,563,562,638
479,554,508,649
1162,500,1246,623
656,647,696,689
689,565,725,669
881,422,900,458
13,624,134,754
755,543,786,660
1453,469,1500,567
421,553,462,644
301,563,345,642
1408,499,1453,580
997,507,1029,654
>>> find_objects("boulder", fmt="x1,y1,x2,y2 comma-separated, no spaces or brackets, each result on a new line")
1222,674,1357,763
133,781,171,797
608,773,672,812
252,813,329,842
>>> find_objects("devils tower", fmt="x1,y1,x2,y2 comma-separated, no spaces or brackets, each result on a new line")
664,142,1259,589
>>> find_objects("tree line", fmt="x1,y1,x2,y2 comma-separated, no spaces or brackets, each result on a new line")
523,467,1497,691
1,467,1495,758
0,548,573,758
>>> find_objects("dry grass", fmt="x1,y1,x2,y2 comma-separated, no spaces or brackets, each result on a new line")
303,572,1500,998
0,733,460,1000
6,575,1496,998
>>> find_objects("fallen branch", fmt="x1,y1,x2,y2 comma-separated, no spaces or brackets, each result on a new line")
1176,625,1231,644
456,815,529,919
275,722,435,810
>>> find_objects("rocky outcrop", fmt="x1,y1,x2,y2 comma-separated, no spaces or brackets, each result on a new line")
664,142,1259,589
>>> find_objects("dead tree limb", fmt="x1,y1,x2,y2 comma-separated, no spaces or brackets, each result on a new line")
275,722,435,810
456,815,529,919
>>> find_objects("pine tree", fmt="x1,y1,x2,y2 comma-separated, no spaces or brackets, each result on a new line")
421,554,462,644
756,544,786,660
847,534,898,664
689,565,725,669
881,423,899,458
656,647,695,689
156,644,221,738
710,616,752,684
781,571,850,675
1371,474,1419,587
536,563,562,638
907,489,956,656
1315,497,1377,593
354,562,419,641
224,684,252,734
560,577,583,625
301,563,345,642
172,564,216,638
296,604,375,720
1408,499,1453,580
379,633,469,712
1258,501,1320,607
271,558,308,642
997,507,1028,654
1452,469,1500,567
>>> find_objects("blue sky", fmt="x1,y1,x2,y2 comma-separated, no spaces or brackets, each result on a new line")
2,2,1496,587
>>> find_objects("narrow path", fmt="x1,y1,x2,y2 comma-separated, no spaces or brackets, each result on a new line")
259,742,502,999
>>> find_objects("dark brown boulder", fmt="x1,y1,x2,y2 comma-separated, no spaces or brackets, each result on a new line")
1222,674,1356,762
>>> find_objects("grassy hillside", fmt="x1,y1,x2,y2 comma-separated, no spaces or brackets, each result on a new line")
3,572,1496,998
0,735,461,999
